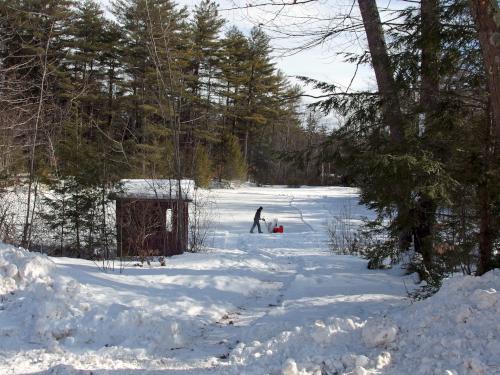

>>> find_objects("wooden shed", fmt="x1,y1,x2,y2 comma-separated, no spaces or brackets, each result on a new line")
115,179,194,258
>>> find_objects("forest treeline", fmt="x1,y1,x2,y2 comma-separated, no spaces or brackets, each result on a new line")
1,0,499,282
0,0,330,255
0,0,328,190
306,0,499,283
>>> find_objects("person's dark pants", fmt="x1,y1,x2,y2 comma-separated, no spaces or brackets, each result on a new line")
250,220,262,233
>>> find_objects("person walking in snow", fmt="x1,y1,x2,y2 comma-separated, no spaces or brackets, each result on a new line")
250,206,264,233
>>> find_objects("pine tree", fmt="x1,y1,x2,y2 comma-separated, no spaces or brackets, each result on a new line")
241,27,280,164
303,0,499,279
220,27,251,136
193,144,214,188
182,0,225,179
112,0,189,178
186,0,225,126
219,133,247,182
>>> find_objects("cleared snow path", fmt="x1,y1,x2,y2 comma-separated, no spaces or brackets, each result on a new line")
6,185,491,374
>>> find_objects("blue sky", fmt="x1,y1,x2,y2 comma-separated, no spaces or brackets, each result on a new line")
99,0,377,98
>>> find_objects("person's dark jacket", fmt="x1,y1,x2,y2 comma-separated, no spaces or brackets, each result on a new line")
254,207,263,221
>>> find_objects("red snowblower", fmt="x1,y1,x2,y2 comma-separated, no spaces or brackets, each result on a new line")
266,218,284,233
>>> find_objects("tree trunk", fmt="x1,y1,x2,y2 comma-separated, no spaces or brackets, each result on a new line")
76,209,81,257
244,130,249,162
420,0,440,122
358,0,412,255
413,0,440,273
101,181,109,260
468,0,500,275
468,0,500,144
413,197,437,270
107,66,114,128
27,181,38,249
22,23,52,248
357,0,404,143
477,177,494,275
61,190,66,256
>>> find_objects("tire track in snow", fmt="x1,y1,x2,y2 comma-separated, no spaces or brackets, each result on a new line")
286,195,315,232
201,190,321,360
196,233,303,359
284,193,332,252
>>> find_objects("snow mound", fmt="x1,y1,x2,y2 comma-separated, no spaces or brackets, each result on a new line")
40,364,93,375
389,270,500,375
0,244,185,355
228,317,382,375
361,319,398,347
228,271,500,375
0,244,54,294
282,358,299,375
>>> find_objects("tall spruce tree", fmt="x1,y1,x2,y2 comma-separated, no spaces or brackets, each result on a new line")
112,0,188,177
301,0,499,278
183,0,225,177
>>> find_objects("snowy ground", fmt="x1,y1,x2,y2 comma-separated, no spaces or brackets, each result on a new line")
0,185,498,375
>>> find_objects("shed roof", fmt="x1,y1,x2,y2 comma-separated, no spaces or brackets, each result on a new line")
117,179,194,201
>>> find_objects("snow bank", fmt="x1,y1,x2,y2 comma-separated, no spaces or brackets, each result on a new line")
1,182,499,374
0,244,185,355
228,271,500,375
228,317,380,375
388,270,500,375
2,246,499,374
0,243,55,294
